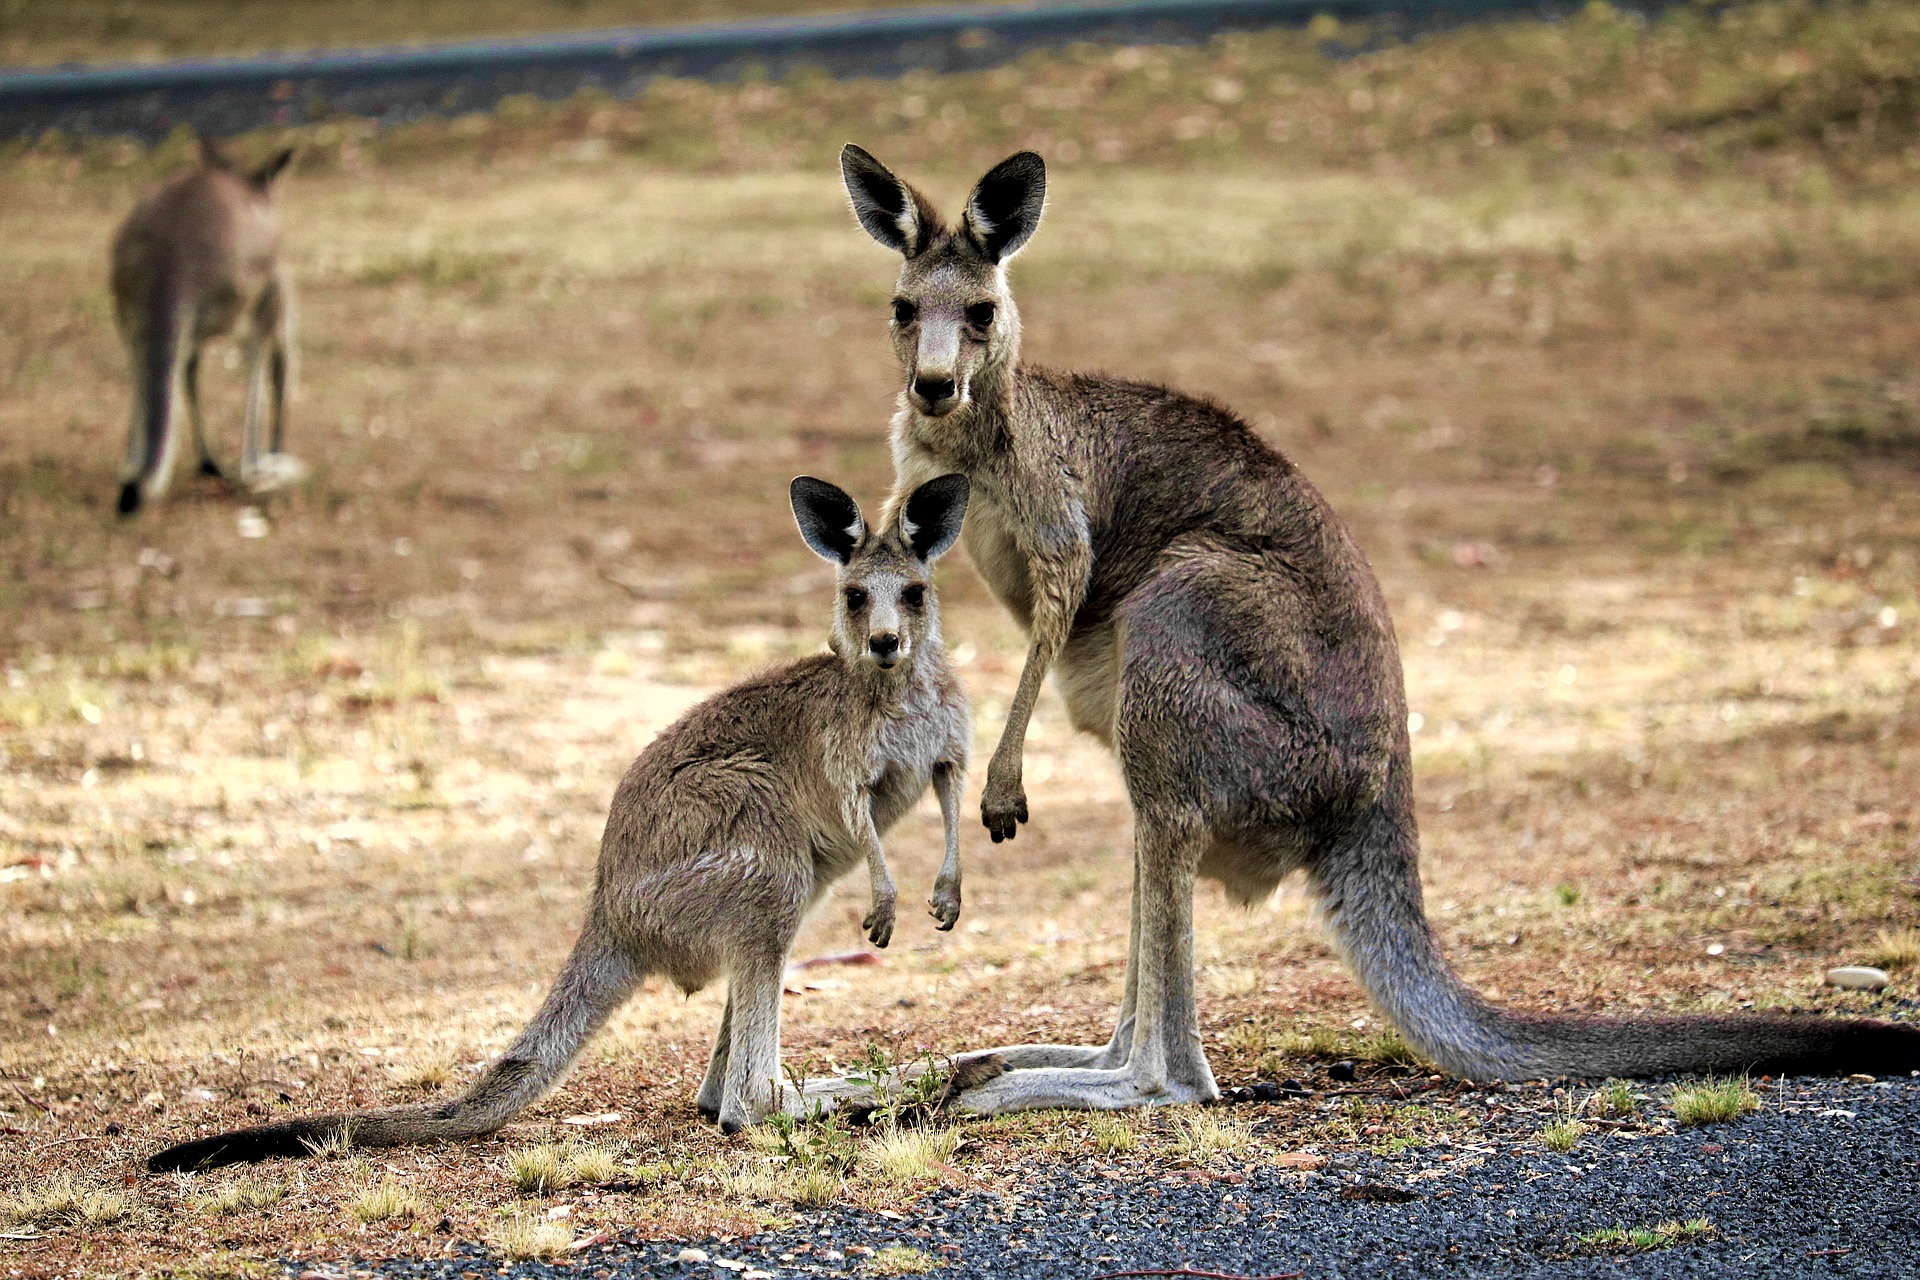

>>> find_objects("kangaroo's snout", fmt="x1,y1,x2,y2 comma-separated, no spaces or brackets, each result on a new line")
868,632,901,666
912,375,958,413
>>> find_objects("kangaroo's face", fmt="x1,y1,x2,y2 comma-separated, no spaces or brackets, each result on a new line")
790,474,970,674
840,146,1046,420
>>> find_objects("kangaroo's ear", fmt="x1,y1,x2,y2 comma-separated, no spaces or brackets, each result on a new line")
197,135,234,171
249,147,296,190
900,473,969,562
961,151,1046,264
840,143,939,258
791,476,866,564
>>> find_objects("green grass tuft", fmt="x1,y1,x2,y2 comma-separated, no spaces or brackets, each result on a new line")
1669,1076,1759,1127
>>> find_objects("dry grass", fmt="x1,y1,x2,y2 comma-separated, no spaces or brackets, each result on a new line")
348,1176,423,1223
1170,1109,1254,1165
2,3,1919,1274
489,1211,574,1261
860,1126,960,1185
0,1176,132,1230
1871,927,1920,971
869,1245,941,1275
189,1176,286,1217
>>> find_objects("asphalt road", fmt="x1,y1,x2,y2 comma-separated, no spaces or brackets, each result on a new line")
359,1075,1920,1280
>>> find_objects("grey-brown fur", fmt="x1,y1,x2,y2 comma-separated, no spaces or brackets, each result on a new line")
840,144,1920,1108
110,136,300,515
148,475,975,1171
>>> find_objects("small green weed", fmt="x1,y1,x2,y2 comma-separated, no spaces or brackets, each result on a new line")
1578,1217,1714,1254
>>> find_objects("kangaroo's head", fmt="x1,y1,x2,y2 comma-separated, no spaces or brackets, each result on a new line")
790,473,969,676
840,145,1046,419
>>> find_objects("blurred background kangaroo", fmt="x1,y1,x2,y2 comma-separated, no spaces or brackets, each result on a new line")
148,474,974,1170
841,144,1920,1112
109,135,301,515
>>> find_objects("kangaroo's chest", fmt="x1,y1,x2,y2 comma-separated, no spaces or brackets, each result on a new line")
959,487,1036,627
866,688,958,834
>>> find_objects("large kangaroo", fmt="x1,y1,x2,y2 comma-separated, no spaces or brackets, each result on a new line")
839,144,1920,1110
150,475,976,1171
110,136,301,515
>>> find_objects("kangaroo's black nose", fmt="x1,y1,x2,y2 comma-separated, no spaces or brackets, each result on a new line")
869,633,900,659
914,376,956,404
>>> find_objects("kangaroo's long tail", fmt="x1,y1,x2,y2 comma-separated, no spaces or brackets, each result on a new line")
1310,802,1920,1080
148,925,639,1172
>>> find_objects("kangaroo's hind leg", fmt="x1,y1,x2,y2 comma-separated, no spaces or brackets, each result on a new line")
716,955,794,1133
695,989,733,1120
183,349,222,479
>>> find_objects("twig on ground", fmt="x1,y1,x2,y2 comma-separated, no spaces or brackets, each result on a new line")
1090,1270,1304,1280
6,1082,50,1114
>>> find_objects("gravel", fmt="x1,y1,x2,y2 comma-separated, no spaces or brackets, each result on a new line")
353,1076,1920,1280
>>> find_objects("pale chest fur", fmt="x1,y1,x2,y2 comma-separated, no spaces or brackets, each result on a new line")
868,672,968,835
895,430,1035,626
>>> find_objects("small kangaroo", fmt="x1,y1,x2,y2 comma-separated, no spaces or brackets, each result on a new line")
149,474,975,1171
839,143,1920,1110
110,135,302,516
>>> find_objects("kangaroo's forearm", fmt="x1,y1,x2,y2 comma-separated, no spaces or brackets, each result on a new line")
932,761,964,886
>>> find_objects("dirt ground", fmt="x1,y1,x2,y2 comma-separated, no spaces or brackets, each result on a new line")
3,5,1919,1276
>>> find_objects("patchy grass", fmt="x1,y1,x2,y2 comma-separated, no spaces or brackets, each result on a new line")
490,1212,574,1261
1538,1119,1588,1153
1170,1109,1253,1165
1587,1079,1641,1120
1670,1078,1761,1127
1577,1217,1716,1255
1088,1111,1142,1156
861,1127,960,1185
505,1143,623,1195
348,1176,423,1224
189,1177,286,1217
869,1245,941,1276
1871,926,1920,971
0,1175,132,1230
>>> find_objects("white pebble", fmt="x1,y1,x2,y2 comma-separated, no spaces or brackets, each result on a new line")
676,1247,710,1264
1825,966,1891,992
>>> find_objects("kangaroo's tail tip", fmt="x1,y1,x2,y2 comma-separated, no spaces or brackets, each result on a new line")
147,1121,323,1173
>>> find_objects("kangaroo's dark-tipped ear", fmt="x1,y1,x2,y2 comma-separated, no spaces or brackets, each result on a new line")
900,473,969,562
249,147,295,190
961,151,1045,264
791,476,866,564
840,143,939,258
197,135,234,171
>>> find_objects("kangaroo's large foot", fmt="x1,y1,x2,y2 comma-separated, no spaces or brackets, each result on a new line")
244,452,309,493
953,1030,1132,1072
952,1063,1218,1115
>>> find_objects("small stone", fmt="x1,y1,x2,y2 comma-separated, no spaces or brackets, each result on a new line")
676,1248,710,1264
1825,966,1891,992
1847,1073,1876,1084
1328,1060,1358,1083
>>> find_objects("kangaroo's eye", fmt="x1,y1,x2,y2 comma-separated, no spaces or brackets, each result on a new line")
901,584,926,609
891,299,918,325
844,587,868,611
965,301,996,331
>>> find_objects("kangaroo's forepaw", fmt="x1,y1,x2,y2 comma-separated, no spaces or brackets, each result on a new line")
980,780,1028,843
863,898,896,949
198,457,224,479
117,482,142,516
927,882,962,931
